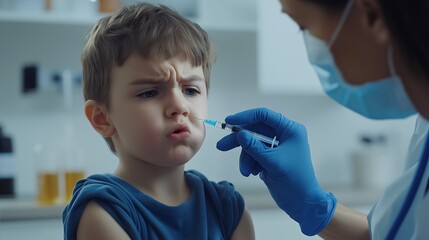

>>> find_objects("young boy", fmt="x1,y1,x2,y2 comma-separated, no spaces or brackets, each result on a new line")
62,3,255,240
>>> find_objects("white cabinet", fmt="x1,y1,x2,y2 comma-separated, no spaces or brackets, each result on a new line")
198,0,256,32
0,0,257,31
0,0,321,95
257,0,323,95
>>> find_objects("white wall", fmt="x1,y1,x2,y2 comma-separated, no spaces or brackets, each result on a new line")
0,22,417,201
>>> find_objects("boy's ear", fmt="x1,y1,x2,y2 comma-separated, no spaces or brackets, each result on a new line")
356,0,390,45
84,100,115,137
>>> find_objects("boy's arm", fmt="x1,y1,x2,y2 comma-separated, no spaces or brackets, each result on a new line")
77,201,131,240
231,208,255,240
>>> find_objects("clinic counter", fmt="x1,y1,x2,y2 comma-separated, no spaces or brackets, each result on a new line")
0,197,66,221
240,186,381,209
0,187,380,221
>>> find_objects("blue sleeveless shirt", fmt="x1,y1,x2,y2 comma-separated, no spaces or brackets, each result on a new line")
63,170,244,240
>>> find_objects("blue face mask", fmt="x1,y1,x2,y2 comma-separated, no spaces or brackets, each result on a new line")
303,0,416,119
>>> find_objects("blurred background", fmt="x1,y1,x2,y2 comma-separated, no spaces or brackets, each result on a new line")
0,0,417,239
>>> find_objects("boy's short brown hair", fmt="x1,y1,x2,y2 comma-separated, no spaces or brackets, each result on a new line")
82,3,215,153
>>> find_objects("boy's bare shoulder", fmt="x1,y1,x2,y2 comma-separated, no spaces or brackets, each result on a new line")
76,200,131,240
231,208,255,240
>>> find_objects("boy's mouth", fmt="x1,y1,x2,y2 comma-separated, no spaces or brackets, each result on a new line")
167,123,191,140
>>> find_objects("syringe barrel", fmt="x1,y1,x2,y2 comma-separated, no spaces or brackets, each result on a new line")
221,123,242,132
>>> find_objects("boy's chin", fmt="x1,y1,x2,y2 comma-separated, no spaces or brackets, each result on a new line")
169,151,197,165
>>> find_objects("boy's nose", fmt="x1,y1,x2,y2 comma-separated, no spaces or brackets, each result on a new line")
165,92,190,118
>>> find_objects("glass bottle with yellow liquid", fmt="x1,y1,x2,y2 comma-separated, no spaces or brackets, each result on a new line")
64,149,85,202
37,171,59,205
34,144,60,205
64,170,84,202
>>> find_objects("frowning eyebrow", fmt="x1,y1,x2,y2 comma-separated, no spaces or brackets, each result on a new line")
181,75,204,82
129,75,204,85
129,78,164,85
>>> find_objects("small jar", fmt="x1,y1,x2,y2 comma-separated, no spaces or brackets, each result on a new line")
34,144,60,205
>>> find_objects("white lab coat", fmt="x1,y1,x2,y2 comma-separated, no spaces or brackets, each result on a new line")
368,115,429,239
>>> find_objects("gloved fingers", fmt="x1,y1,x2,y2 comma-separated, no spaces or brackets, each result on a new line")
225,107,286,130
239,123,276,138
236,130,279,171
216,133,240,151
239,151,262,177
251,164,263,176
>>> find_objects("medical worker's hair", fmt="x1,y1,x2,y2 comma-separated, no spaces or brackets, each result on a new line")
82,2,215,153
309,0,429,79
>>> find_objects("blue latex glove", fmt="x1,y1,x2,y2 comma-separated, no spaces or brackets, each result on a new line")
216,108,337,236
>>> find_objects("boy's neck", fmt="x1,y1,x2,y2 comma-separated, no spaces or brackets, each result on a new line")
114,161,190,206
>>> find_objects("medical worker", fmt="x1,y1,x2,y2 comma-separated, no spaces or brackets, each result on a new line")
217,0,429,239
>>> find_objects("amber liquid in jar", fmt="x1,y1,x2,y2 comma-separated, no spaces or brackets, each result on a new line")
37,172,59,205
65,170,85,202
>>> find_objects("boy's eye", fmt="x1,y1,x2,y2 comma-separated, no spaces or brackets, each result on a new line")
137,90,158,98
183,88,200,96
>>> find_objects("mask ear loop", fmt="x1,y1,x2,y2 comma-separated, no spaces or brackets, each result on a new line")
328,0,355,47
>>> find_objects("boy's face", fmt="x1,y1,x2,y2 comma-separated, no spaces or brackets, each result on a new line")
107,54,208,168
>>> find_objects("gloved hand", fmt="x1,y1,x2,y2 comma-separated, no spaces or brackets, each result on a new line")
216,108,337,236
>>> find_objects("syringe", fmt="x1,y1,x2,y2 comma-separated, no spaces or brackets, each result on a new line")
199,118,279,148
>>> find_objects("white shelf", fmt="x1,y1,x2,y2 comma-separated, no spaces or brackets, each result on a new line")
0,10,256,32
0,197,66,221
0,10,110,25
